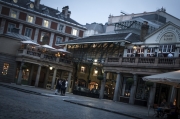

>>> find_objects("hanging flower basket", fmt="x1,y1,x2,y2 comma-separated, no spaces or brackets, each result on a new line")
126,78,134,86
97,75,104,80
145,81,153,87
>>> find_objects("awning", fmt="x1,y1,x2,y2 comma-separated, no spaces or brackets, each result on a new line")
21,41,39,46
51,49,71,53
37,45,55,50
143,70,180,88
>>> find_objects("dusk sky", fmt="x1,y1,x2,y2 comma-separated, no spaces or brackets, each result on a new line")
41,0,180,25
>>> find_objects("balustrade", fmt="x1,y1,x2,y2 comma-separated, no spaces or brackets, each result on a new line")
17,49,73,65
105,57,180,68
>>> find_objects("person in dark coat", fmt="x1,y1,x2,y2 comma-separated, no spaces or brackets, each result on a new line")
61,79,66,96
55,78,61,95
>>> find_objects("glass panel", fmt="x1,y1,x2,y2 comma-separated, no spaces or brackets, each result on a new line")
43,20,49,27
2,63,9,75
27,15,33,23
8,23,15,32
56,37,62,44
135,78,150,100
10,10,17,18
24,28,32,37
40,32,46,42
80,66,85,73
59,24,64,32
72,29,77,36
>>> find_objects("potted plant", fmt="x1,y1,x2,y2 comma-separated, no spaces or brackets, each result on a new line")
126,78,134,86
97,75,104,80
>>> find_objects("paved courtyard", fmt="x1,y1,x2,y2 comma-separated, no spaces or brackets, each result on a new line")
0,86,135,119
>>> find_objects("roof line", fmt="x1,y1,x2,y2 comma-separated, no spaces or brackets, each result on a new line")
58,40,130,45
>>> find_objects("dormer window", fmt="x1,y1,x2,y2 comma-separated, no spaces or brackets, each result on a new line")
30,3,34,9
42,7,49,15
13,0,18,3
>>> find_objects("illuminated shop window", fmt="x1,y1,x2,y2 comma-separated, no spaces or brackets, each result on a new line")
2,63,9,75
80,66,85,73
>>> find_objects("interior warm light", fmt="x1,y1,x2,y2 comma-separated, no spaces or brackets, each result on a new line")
133,45,137,49
49,66,53,70
94,59,97,62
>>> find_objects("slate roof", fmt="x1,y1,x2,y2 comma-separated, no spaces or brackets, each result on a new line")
58,32,140,45
0,0,84,28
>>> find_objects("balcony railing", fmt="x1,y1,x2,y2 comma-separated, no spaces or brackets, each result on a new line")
105,57,180,68
17,49,73,65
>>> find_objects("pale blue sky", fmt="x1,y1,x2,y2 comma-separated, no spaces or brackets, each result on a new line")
41,0,180,25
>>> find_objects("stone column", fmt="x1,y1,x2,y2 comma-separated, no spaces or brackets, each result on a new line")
122,78,126,96
67,72,72,92
129,74,138,104
113,73,122,101
170,86,177,103
49,33,54,46
28,65,34,85
0,19,6,34
148,83,156,106
34,28,39,42
44,68,50,88
35,65,42,87
51,68,57,89
99,73,107,99
17,61,24,85
123,49,127,57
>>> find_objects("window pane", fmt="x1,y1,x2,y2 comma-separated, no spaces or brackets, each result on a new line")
40,32,46,42
56,37,62,44
27,16,33,23
59,24,64,32
72,29,77,36
43,20,49,27
25,28,32,37
8,24,15,32
2,63,9,75
11,10,17,18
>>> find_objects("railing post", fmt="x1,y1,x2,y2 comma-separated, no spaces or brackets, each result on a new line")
23,49,27,55
154,58,158,66
105,58,108,63
56,57,59,63
119,57,122,65
135,57,138,65
40,53,44,59
175,58,180,67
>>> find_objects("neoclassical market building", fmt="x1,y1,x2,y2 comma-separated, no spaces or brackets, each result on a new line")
59,21,180,107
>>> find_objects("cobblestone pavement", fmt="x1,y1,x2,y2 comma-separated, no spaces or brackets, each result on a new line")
0,86,135,119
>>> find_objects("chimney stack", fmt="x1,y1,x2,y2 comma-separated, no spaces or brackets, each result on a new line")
62,6,70,18
34,0,40,9
140,21,149,41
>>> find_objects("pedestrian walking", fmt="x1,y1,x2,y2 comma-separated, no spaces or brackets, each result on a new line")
64,79,68,95
61,79,66,96
54,78,61,95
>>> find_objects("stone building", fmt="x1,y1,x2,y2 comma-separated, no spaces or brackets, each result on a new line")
0,0,86,91
59,10,180,107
